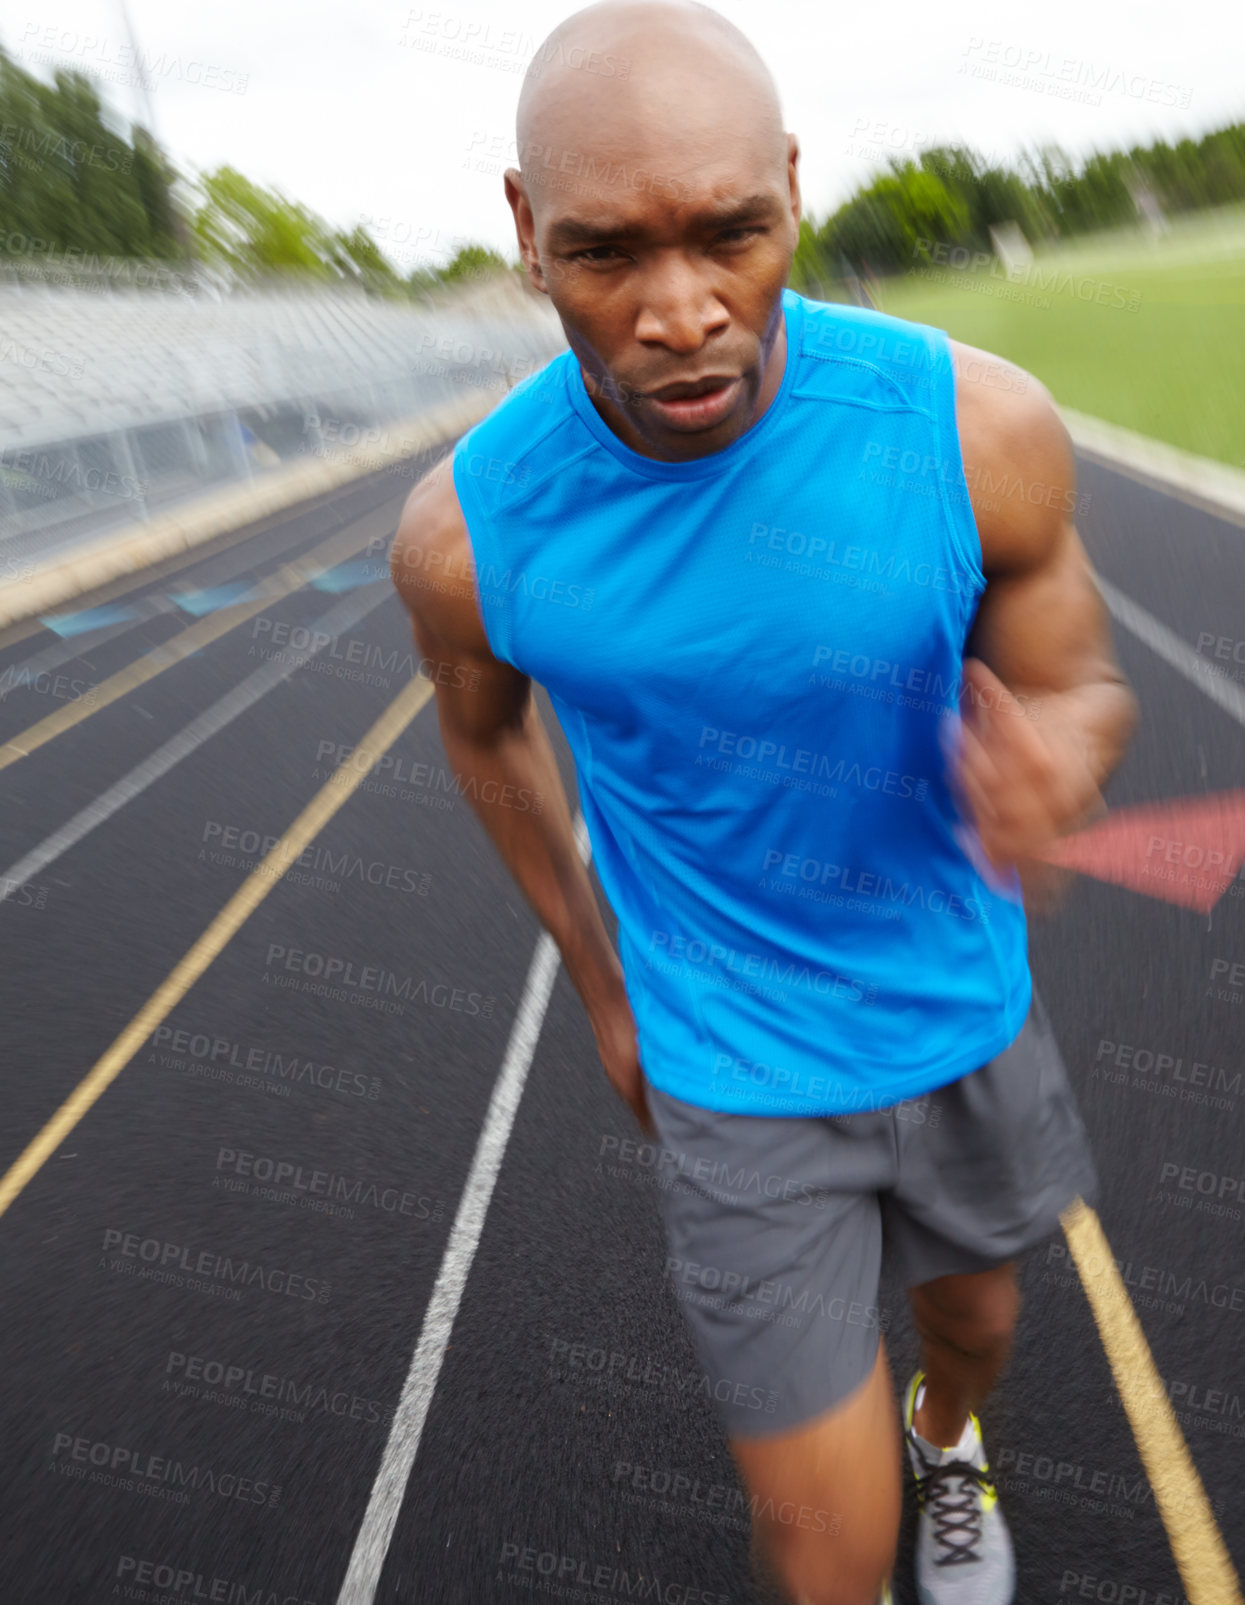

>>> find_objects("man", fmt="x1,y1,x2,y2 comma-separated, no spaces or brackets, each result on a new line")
390,4,1138,1601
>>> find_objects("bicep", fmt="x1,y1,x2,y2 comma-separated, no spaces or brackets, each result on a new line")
407,603,533,746
960,368,1124,697
966,516,1120,697
391,464,533,744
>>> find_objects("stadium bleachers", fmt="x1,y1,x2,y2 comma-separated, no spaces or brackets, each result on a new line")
0,271,565,567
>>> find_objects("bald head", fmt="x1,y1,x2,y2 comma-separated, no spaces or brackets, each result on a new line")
502,0,799,462
515,0,787,212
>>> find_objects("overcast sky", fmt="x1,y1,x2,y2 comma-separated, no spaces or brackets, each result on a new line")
4,0,1239,272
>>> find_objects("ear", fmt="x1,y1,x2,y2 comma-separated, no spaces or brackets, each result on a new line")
786,132,802,231
505,170,549,295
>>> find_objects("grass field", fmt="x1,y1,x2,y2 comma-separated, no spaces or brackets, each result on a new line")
872,204,1245,470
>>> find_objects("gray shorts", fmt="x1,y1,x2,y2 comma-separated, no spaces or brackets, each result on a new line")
644,992,1098,1439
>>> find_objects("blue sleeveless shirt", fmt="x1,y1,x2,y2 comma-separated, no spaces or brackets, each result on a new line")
451,288,1031,1116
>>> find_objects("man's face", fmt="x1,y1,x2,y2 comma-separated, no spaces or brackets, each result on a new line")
506,127,799,462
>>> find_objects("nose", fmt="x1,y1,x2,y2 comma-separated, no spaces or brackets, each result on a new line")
634,252,730,352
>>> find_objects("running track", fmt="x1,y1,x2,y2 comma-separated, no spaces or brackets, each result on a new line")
0,436,1242,1605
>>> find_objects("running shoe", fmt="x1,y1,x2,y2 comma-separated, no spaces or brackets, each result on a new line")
902,1371,1015,1604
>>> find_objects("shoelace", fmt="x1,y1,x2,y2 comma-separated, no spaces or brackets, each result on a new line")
911,1449,991,1566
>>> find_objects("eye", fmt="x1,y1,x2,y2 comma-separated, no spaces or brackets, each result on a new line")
717,226,765,245
572,245,625,263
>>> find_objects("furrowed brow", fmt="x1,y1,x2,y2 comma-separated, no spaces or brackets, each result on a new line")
544,192,783,251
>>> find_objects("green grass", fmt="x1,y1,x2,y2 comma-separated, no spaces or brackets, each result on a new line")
871,210,1245,471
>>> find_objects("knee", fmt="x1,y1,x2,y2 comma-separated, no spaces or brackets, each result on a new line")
913,1274,1021,1356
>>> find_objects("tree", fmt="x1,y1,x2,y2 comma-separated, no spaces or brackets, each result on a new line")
0,47,177,258
190,166,336,278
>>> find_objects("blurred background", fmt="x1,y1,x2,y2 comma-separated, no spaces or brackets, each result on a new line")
2,0,1242,568
1,3,1243,1604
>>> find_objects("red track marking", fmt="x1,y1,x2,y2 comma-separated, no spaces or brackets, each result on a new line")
1041,790,1245,913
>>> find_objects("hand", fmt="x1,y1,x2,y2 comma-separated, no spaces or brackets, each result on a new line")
949,658,1107,911
589,992,654,1137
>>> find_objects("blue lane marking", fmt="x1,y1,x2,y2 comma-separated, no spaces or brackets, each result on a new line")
308,560,378,594
39,603,141,637
169,581,260,616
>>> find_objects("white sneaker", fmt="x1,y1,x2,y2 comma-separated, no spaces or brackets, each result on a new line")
902,1371,1015,1604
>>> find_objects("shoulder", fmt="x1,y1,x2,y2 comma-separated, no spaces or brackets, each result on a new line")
948,337,1078,575
390,452,488,652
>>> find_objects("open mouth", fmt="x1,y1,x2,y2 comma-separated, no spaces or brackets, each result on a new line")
643,375,742,431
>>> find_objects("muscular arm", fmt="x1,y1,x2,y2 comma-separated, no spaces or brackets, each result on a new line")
390,454,651,1127
948,342,1139,893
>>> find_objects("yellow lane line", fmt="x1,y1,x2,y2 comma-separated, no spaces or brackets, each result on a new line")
0,519,383,772
0,676,431,1221
1062,1198,1242,1604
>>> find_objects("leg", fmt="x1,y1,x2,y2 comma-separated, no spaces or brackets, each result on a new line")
907,1261,1020,1447
733,1342,901,1605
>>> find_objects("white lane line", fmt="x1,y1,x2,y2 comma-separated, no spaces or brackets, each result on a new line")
0,581,394,903
1097,577,1245,730
336,814,591,1605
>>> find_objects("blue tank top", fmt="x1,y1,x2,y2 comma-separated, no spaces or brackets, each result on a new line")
452,287,1031,1116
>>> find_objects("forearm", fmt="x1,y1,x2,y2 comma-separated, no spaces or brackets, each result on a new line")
439,696,626,1017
